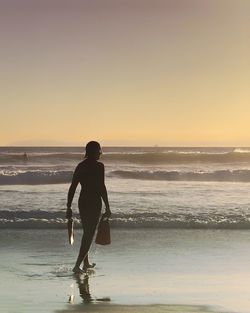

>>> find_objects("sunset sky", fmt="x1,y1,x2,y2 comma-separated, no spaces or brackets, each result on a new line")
0,0,249,146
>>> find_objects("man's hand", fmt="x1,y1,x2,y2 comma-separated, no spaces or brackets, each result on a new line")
103,208,111,219
66,207,72,219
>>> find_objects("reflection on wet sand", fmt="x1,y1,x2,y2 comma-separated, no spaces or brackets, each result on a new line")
70,272,111,304
76,273,92,303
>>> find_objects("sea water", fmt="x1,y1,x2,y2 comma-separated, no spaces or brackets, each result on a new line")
1,146,250,229
1,228,250,313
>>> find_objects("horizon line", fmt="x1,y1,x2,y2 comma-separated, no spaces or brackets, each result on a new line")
0,145,248,148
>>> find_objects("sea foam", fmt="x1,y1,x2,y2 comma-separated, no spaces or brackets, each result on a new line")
1,210,250,229
3,168,250,185
2,150,250,164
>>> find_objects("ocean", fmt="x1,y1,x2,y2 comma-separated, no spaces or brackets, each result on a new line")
1,146,250,313
1,146,250,229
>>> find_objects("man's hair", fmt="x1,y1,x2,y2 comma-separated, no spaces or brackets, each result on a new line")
85,141,101,158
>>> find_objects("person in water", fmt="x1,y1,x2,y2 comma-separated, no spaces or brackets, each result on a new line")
23,152,28,162
66,141,111,274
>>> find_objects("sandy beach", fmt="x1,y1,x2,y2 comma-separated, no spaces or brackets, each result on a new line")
1,228,250,313
54,304,216,313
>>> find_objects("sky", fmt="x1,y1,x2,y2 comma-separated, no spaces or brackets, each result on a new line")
0,0,249,146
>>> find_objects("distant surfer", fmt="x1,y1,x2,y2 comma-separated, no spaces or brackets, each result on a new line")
66,141,111,274
23,152,28,162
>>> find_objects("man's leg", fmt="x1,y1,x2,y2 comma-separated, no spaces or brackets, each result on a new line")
73,216,98,273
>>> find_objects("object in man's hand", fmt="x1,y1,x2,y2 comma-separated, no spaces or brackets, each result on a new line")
95,217,111,245
67,218,74,245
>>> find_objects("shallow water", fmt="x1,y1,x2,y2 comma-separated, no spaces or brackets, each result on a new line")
1,229,250,313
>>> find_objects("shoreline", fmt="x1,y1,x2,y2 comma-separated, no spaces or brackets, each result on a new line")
54,303,223,313
1,228,250,313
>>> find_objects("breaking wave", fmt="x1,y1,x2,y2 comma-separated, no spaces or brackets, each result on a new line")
3,168,250,185
1,210,250,229
2,150,250,164
110,169,250,182
103,151,250,164
0,170,72,185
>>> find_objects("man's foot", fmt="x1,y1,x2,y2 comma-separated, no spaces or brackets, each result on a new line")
72,266,86,275
82,263,96,273
84,262,96,269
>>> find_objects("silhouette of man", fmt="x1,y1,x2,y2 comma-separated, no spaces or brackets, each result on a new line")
66,141,111,274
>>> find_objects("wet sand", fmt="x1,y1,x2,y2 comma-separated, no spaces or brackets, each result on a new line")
1,229,250,313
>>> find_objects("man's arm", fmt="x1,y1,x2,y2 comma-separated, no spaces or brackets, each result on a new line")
66,165,80,218
100,163,111,218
